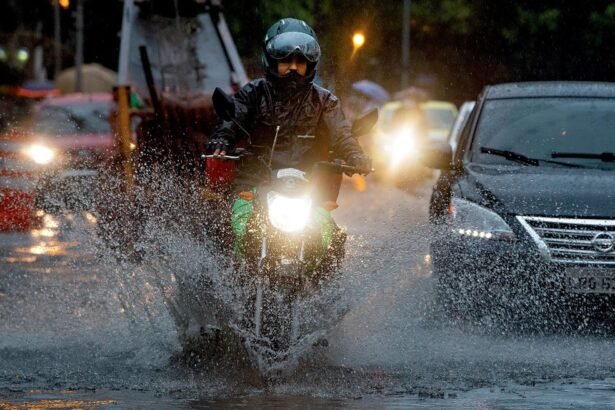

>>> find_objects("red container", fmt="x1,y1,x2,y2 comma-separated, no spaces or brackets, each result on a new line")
205,157,237,191
0,139,40,230
0,187,38,230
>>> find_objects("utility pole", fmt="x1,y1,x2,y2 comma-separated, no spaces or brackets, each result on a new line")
401,0,411,89
75,0,84,92
116,0,136,188
117,0,135,84
53,0,61,79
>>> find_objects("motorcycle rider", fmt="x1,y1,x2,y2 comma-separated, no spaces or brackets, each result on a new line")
208,17,372,190
206,18,372,262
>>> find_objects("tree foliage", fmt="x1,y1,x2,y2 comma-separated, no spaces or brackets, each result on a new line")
4,1,615,101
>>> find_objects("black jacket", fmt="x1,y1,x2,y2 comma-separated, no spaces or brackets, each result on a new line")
213,78,365,172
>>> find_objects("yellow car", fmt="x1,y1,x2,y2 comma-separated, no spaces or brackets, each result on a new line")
419,100,458,142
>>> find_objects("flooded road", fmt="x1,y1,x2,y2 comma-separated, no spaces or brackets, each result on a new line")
1,177,615,408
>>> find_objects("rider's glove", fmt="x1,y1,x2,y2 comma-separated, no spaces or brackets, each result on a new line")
348,154,372,175
207,137,231,156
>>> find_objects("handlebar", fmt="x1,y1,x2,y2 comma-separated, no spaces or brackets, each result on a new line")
201,154,241,160
202,154,373,174
339,164,361,173
313,161,374,175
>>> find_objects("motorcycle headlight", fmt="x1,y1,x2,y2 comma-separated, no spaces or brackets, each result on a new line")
449,198,515,240
24,144,55,165
267,191,312,233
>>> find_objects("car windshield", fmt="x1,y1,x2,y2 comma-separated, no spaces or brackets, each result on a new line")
471,97,615,169
33,103,111,136
423,107,456,130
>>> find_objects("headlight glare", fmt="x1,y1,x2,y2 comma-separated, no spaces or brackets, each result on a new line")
390,126,417,166
267,191,312,233
24,144,55,165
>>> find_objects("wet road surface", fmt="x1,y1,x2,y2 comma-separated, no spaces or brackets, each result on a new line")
1,177,615,408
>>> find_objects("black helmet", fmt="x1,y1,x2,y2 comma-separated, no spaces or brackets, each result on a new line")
262,18,320,89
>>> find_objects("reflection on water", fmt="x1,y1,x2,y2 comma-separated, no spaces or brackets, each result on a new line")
41,214,60,229
24,242,67,256
0,398,117,410
4,381,614,410
84,212,97,224
30,214,60,240
423,253,431,264
3,212,99,259
2,183,615,409
3,256,37,263
14,240,77,258
31,228,56,238
0,390,185,410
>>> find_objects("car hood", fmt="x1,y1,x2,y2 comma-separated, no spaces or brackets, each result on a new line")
462,164,615,218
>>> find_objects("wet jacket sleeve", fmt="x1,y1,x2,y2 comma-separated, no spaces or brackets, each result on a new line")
322,93,365,161
211,82,258,144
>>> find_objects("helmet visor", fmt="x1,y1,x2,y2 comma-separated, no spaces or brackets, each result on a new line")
265,32,321,63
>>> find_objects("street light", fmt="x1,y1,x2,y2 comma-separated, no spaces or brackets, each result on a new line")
352,32,365,50
54,0,62,77
401,0,411,88
75,0,83,91
59,0,70,9
16,48,30,64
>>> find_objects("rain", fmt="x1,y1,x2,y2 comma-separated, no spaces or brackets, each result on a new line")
1,1,615,408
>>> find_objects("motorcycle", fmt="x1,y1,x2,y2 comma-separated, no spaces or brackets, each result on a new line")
205,88,376,372
369,101,432,189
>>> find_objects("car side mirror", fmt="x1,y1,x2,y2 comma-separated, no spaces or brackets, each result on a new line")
421,141,453,170
212,87,235,121
351,108,378,137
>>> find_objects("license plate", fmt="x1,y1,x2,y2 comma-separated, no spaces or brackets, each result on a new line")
565,267,615,294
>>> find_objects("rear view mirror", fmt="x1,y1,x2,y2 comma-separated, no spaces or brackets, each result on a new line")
212,87,235,121
421,141,453,170
351,108,378,137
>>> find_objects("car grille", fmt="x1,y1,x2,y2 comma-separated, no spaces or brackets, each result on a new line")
517,216,615,265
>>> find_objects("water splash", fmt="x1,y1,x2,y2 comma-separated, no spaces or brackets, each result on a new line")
86,167,364,376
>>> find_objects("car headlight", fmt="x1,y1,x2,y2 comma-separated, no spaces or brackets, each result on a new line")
267,191,312,233
380,126,419,168
24,144,55,165
449,197,515,240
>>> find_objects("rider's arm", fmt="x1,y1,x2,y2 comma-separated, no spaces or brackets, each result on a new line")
210,81,259,146
322,92,365,161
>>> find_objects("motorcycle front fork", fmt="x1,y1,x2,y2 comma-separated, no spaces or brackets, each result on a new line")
254,235,267,338
254,281,299,344
254,232,303,342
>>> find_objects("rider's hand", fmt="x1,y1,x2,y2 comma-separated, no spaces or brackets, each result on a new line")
348,154,372,175
207,137,231,157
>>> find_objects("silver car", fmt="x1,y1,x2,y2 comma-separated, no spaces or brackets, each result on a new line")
447,101,475,154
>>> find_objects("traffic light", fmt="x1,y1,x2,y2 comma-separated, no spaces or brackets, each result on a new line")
59,0,70,9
